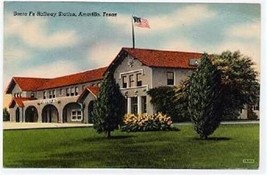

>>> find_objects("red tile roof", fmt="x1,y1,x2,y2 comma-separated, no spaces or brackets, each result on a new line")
36,67,107,90
6,77,50,93
123,47,203,69
6,48,202,94
77,86,100,102
6,67,107,93
87,86,100,97
9,97,36,108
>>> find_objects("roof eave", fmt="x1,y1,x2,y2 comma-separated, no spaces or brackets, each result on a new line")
5,78,22,94
149,66,197,70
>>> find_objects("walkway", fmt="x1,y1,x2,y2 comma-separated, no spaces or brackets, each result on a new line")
3,122,92,130
3,120,259,130
175,120,259,125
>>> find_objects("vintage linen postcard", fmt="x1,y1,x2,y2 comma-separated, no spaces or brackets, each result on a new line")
2,1,262,174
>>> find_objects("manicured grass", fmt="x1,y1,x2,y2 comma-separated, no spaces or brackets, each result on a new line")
3,124,259,169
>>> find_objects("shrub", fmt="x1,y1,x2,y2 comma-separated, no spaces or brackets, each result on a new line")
121,113,174,132
3,108,10,121
147,82,190,122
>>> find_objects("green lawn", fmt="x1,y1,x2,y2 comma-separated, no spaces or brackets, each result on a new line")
3,124,259,169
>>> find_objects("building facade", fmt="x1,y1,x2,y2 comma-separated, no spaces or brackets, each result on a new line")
6,47,257,123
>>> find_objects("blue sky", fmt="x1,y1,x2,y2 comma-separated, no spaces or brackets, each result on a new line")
4,2,260,89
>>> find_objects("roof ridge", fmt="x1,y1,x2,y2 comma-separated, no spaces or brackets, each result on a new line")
12,66,108,80
123,47,203,55
13,77,51,80
52,66,108,80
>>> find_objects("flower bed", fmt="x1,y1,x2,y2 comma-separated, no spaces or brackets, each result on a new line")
121,113,174,132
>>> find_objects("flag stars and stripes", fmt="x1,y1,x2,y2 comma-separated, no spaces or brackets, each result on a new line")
133,16,150,29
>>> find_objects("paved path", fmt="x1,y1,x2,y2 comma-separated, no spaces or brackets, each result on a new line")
3,122,93,130
175,120,259,125
2,120,259,130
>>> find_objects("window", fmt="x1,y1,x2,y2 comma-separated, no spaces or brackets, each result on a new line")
75,87,79,96
71,87,75,96
52,90,56,98
66,88,70,96
49,91,52,98
141,96,147,113
129,75,134,87
31,92,34,98
136,73,142,86
131,97,138,114
14,92,21,97
167,72,174,85
59,89,63,95
43,91,46,99
71,110,82,121
122,75,127,88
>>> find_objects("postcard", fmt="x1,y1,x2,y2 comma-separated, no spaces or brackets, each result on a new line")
2,1,262,174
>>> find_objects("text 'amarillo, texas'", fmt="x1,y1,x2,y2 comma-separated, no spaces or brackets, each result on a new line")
13,11,117,17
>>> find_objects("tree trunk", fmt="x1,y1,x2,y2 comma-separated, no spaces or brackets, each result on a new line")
107,131,111,138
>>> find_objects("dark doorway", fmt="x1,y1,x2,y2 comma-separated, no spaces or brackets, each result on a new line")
25,106,38,122
15,108,20,122
42,104,59,123
88,101,95,123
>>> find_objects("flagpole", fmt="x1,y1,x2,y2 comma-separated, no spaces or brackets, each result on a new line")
131,16,135,49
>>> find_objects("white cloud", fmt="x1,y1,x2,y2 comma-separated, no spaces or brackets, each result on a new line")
107,4,217,33
4,47,30,61
226,21,260,39
210,41,260,72
17,60,79,78
4,60,80,92
5,17,79,49
161,37,203,53
86,42,122,67
210,21,260,72
150,4,217,31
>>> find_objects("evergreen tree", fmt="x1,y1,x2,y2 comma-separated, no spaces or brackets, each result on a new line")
188,54,222,139
92,71,125,138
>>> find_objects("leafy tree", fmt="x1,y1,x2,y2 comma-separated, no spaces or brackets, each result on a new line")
211,51,259,120
92,71,126,138
3,108,10,121
147,81,190,122
188,54,222,139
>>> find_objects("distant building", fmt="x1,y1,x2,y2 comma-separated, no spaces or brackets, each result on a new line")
5,47,257,123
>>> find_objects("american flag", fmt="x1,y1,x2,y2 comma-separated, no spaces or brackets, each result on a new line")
133,16,150,29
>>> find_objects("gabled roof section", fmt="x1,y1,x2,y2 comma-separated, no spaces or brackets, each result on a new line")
9,97,37,108
6,67,108,93
123,47,203,69
77,86,100,102
6,77,50,94
87,86,100,97
36,67,107,90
